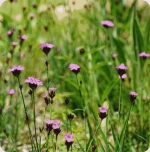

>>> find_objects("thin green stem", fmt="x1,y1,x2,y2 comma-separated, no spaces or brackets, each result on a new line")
118,78,122,120
75,75,86,151
17,77,34,151
46,56,49,91
32,90,40,152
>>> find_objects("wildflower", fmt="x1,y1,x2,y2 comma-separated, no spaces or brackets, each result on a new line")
7,30,13,37
19,34,27,45
138,52,149,60
65,133,74,151
40,43,54,55
98,106,108,120
112,53,118,59
100,20,114,28
11,42,18,47
68,114,74,120
49,87,57,100
25,76,43,90
145,147,150,152
68,63,80,75
20,53,25,58
32,2,37,8
8,65,24,77
8,89,15,95
130,91,138,105
116,63,129,77
144,0,150,5
45,119,54,135
43,94,50,105
65,98,70,105
52,121,61,140
29,13,35,19
119,74,127,81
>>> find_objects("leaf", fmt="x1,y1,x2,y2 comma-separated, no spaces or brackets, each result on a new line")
101,78,119,102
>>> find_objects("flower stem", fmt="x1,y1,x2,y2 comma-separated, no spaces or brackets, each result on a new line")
32,90,40,152
17,77,34,151
75,75,86,151
118,78,122,120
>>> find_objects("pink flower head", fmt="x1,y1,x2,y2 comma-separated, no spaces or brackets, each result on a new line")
138,52,149,59
99,106,108,113
53,121,61,140
11,42,18,46
49,87,57,91
65,133,74,151
45,119,55,135
112,53,118,59
68,63,80,75
130,91,138,105
98,106,108,120
52,121,60,130
8,65,24,77
101,20,114,28
20,53,25,58
25,76,43,90
21,34,27,40
8,89,15,95
29,13,35,19
119,74,127,81
7,30,13,36
40,43,54,55
116,63,129,76
65,133,74,143
49,87,57,100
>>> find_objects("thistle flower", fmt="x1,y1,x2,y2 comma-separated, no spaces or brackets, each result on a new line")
112,53,118,59
25,76,43,90
138,52,149,60
65,133,74,151
8,65,24,77
68,63,80,75
68,114,74,120
130,91,138,105
119,74,127,81
8,89,15,95
100,20,114,28
7,30,13,37
116,63,129,77
65,98,70,105
45,119,54,135
11,42,18,47
98,106,108,120
52,121,61,140
40,43,54,55
49,87,57,100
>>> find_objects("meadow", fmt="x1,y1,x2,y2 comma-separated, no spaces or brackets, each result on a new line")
0,0,150,151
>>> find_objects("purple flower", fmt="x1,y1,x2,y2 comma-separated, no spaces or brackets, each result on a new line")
65,134,74,151
11,42,18,47
130,91,138,105
53,121,61,140
116,63,129,77
101,20,114,28
45,119,55,135
68,63,80,75
112,53,118,59
40,43,54,55
20,34,27,40
8,89,15,95
138,52,149,59
49,87,57,91
7,30,13,36
98,106,108,120
8,65,24,77
25,76,43,90
119,74,127,81
20,53,25,58
29,13,35,19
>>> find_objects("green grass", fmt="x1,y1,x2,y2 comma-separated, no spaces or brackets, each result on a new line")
0,0,150,151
